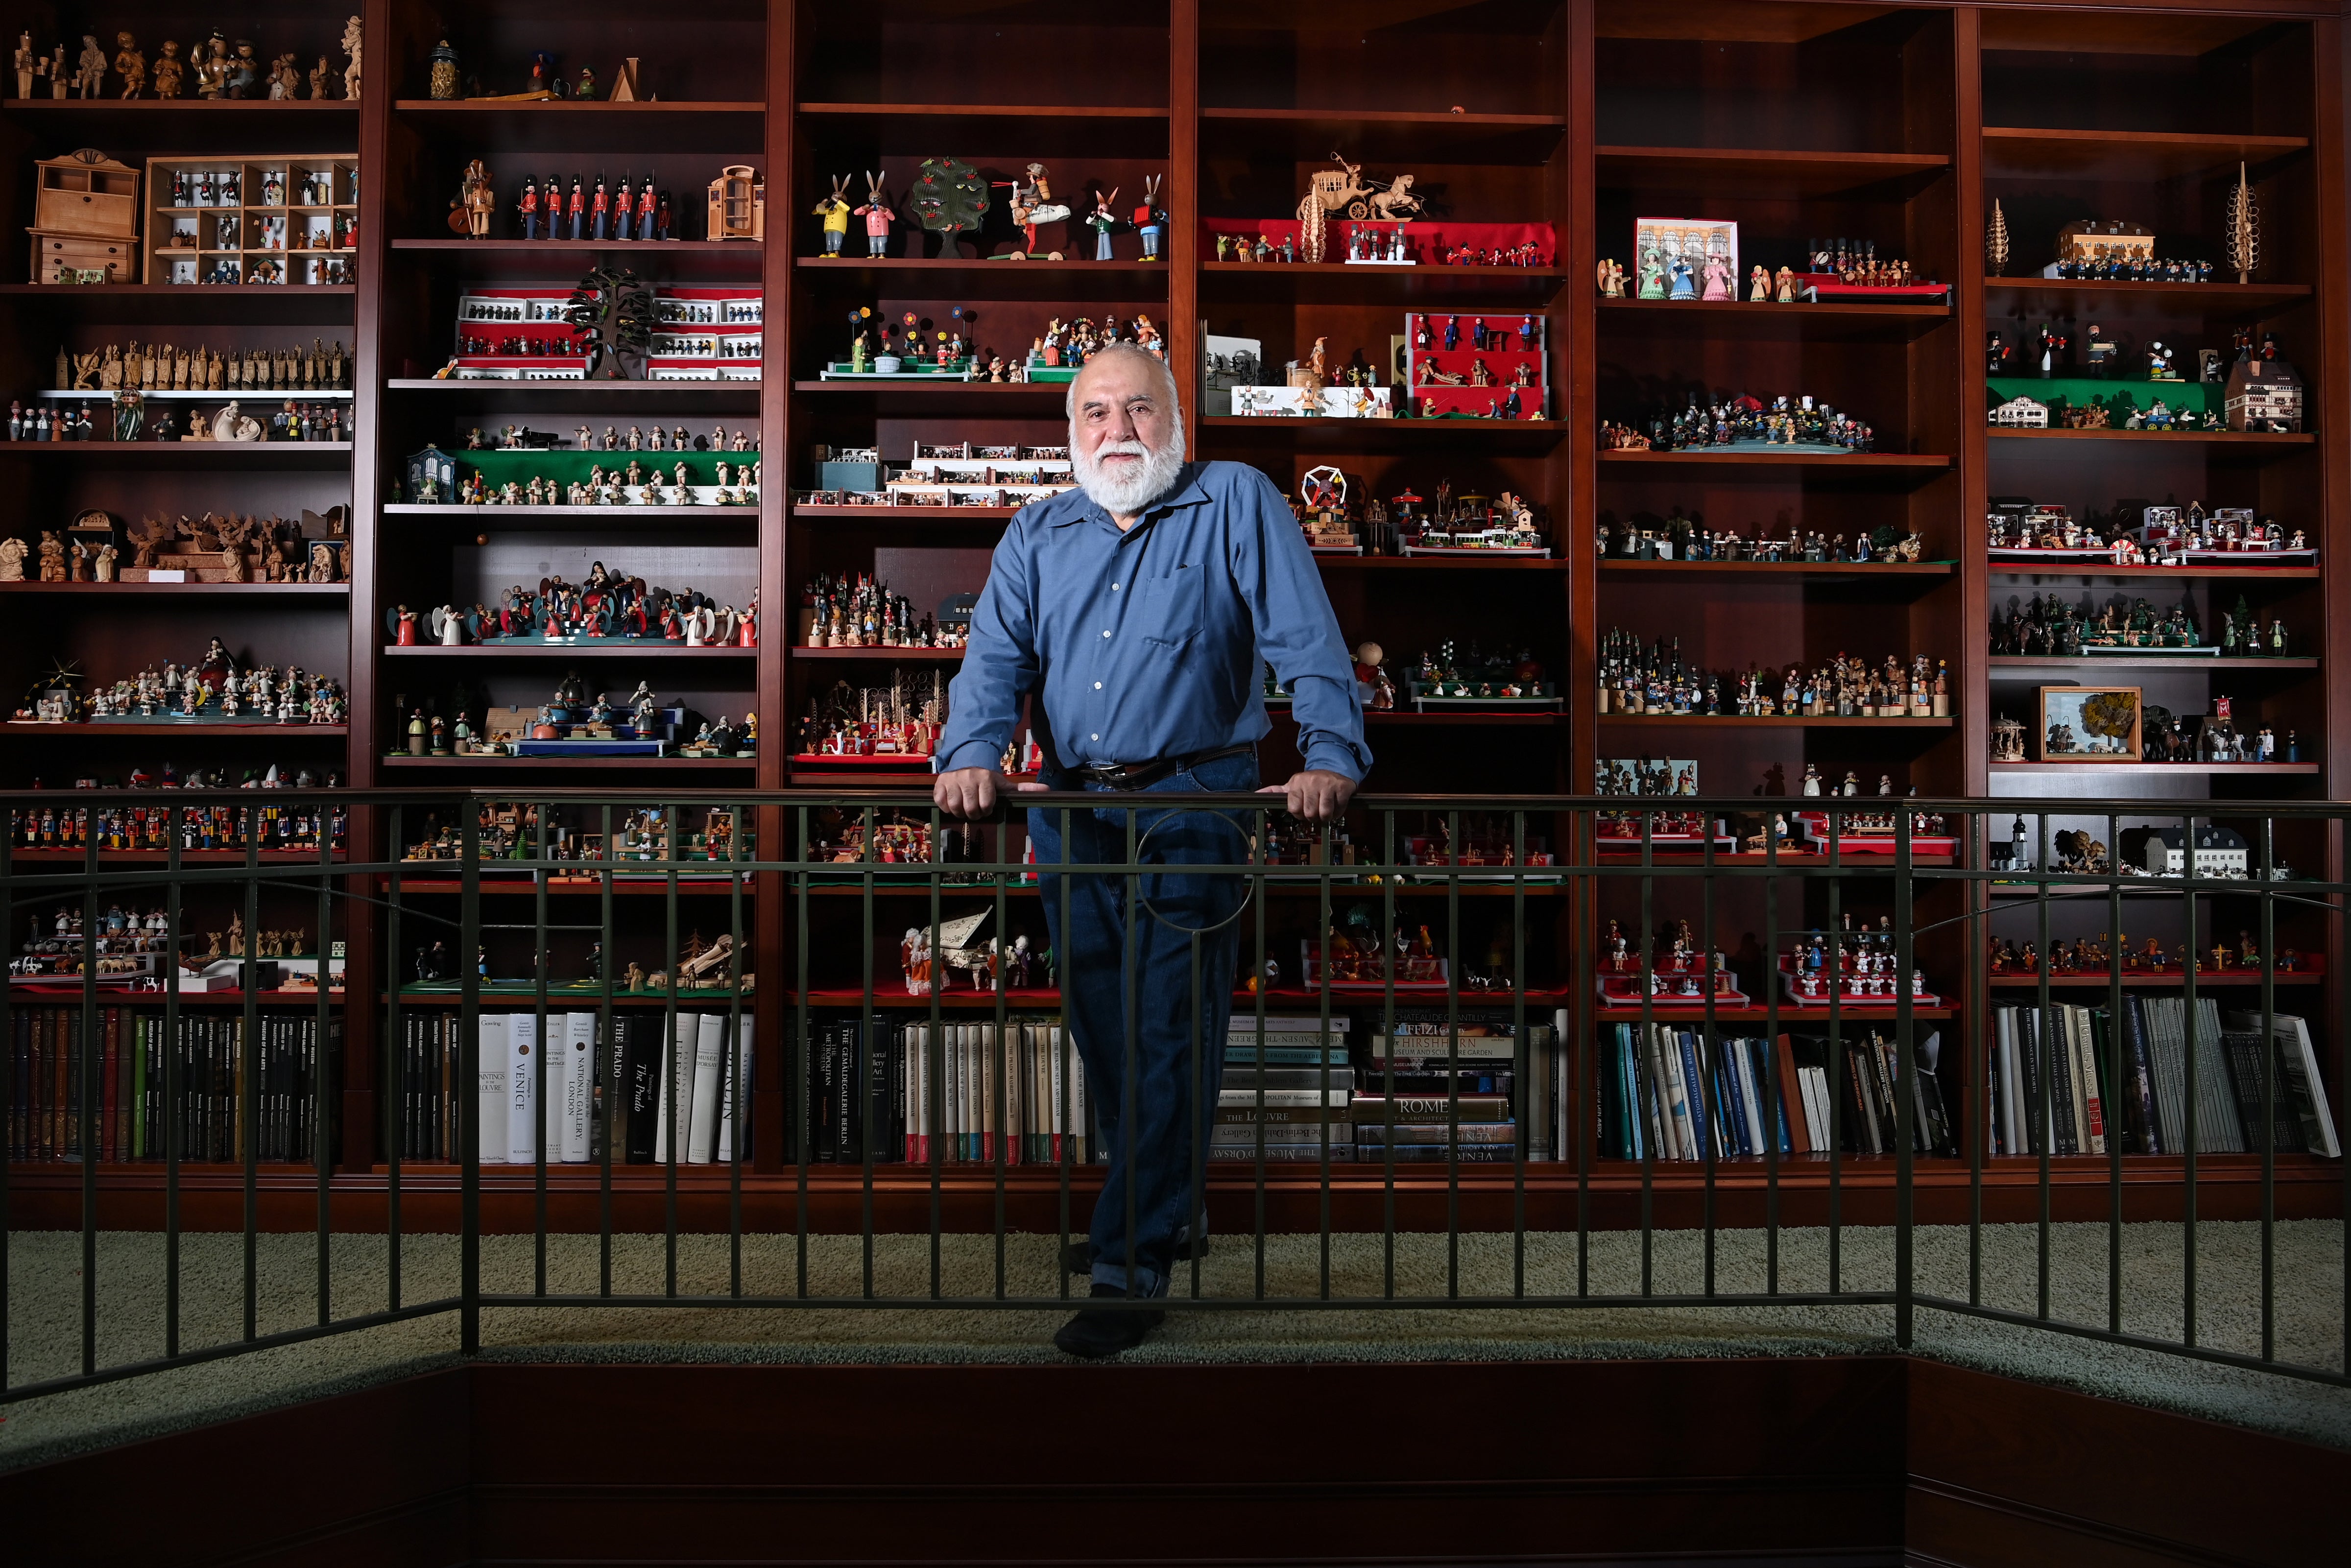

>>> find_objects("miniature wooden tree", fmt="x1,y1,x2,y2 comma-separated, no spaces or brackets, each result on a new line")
1985,199,2009,277
2226,162,2259,283
565,263,654,380
909,156,989,259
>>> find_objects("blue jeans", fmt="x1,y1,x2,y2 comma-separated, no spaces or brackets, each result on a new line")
1029,750,1255,1296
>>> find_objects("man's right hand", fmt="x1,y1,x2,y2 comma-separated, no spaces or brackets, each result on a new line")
934,766,999,820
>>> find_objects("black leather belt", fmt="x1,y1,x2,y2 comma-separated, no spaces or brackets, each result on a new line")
1074,742,1254,792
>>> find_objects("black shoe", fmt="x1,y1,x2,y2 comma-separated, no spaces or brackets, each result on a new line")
1053,1284,1164,1358
1061,1235,1208,1274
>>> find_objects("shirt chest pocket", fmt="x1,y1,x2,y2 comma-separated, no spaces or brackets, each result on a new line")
1130,567,1204,648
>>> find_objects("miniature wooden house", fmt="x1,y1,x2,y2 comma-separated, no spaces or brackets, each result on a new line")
2224,357,2304,432
28,146,138,284
1991,394,2049,428
707,166,766,241
2055,218,2154,265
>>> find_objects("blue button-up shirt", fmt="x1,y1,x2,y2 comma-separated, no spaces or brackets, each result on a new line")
935,460,1371,781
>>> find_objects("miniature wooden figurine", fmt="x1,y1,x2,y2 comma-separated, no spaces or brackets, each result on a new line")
113,33,145,97
1084,187,1118,260
1132,175,1165,260
909,156,986,258
1595,258,1625,297
341,15,362,101
993,163,1068,259
853,172,895,257
453,159,493,238
13,32,32,98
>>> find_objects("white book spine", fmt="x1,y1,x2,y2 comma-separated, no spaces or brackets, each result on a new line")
506,1012,540,1165
477,1014,508,1164
561,1013,595,1162
654,1012,697,1163
688,1013,726,1163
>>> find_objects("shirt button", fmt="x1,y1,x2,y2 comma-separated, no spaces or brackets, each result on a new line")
1112,583,1120,591
1091,733,1099,741
1102,629,1111,638
1094,681,1103,689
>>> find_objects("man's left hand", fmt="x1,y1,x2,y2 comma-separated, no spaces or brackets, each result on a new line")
1260,769,1356,824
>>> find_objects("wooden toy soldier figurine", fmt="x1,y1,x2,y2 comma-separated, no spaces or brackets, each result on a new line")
517,177,540,240
590,176,611,241
636,176,658,242
13,32,33,98
812,174,853,256
853,172,896,257
566,177,586,240
612,171,634,240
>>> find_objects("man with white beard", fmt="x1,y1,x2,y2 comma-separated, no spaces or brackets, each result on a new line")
934,342,1368,1356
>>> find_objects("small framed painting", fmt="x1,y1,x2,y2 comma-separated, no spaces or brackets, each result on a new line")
2038,685,2142,760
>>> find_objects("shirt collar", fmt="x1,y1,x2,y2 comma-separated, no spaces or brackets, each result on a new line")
1050,462,1217,532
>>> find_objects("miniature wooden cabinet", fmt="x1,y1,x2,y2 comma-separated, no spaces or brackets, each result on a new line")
706,166,765,241
144,153,359,286
26,147,138,283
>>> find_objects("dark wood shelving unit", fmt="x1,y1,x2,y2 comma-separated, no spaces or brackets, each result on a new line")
1,0,2339,1224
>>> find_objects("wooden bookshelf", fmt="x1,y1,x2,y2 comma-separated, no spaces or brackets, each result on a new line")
0,0,2338,1221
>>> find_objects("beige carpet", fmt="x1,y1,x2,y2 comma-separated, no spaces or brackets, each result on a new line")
3,1221,2345,1469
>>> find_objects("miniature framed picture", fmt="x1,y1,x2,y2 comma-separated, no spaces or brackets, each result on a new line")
2038,685,2142,761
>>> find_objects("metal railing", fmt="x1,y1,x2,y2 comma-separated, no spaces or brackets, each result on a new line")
2,788,2344,1401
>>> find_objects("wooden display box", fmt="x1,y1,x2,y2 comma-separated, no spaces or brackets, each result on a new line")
144,154,358,287
27,147,138,283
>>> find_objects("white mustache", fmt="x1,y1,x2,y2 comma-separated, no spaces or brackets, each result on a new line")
1094,439,1151,457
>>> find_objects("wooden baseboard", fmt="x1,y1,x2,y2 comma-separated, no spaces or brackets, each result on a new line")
4,1357,2338,1566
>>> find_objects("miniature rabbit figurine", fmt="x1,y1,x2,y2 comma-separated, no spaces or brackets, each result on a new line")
853,171,896,258
812,173,852,257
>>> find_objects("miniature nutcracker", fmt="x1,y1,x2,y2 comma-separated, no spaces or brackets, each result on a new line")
612,171,634,240
517,177,540,240
12,32,32,98
812,174,853,256
566,177,586,241
590,176,611,241
636,176,658,240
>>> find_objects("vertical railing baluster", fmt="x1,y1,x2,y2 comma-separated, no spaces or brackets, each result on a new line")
1895,807,1915,1349
165,805,183,1356
79,812,99,1375
2107,809,2125,1337
1511,809,1527,1299
1762,803,1780,1296
241,801,262,1342
2181,810,2200,1347
2035,811,2052,1322
598,803,615,1300
459,804,482,1354
532,804,550,1299
314,792,334,1325
2258,813,2277,1365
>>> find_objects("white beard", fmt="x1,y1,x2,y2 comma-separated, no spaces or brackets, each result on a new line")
1072,426,1186,515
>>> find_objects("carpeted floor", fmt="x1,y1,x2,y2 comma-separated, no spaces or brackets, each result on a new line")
3,1221,2345,1470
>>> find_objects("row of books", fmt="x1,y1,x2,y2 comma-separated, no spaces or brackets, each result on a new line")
1217,1011,1561,1163
1989,1000,2339,1158
870,1017,1096,1164
9,1006,340,1164
395,1011,751,1166
1602,1024,1957,1161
